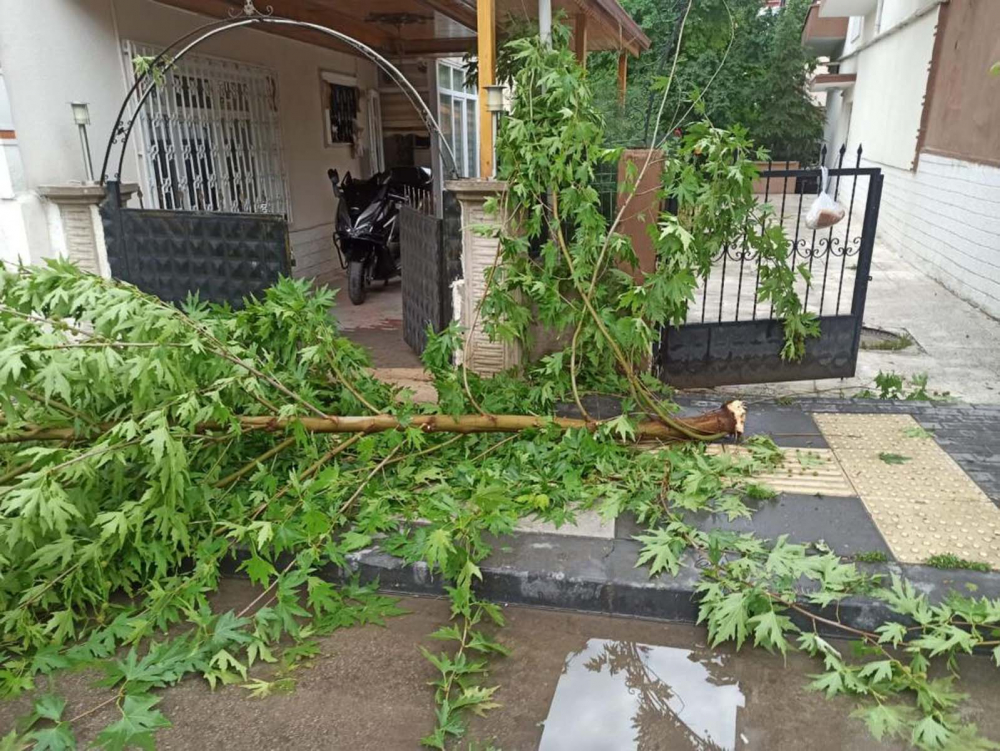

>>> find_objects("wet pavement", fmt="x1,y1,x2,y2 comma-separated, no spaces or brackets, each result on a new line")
4,584,999,750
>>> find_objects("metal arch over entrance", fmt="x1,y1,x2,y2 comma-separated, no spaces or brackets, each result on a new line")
97,0,459,313
98,0,458,185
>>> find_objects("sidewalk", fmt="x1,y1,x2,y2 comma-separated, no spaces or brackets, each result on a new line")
704,241,1000,404
315,397,1000,635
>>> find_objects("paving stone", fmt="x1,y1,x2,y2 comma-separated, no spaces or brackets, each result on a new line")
815,412,1000,567
616,493,890,558
704,445,855,497
739,407,827,449
514,508,614,539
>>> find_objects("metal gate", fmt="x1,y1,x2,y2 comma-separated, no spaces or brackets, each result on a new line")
100,181,291,308
657,150,884,387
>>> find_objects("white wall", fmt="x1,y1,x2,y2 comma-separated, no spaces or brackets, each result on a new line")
826,2,1000,318
0,0,379,286
842,7,937,170
864,152,1000,318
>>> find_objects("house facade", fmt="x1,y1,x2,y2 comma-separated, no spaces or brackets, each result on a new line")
0,0,647,293
803,0,1000,318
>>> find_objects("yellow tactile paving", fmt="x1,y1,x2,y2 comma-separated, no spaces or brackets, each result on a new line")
705,445,857,498
814,413,1000,568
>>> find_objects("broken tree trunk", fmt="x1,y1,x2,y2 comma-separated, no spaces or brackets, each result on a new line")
0,401,746,443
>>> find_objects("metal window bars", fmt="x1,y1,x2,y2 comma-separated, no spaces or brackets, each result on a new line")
122,41,291,218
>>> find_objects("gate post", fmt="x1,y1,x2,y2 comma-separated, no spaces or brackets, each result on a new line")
37,183,138,278
445,179,521,375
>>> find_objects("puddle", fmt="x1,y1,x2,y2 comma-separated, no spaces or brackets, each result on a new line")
539,638,745,751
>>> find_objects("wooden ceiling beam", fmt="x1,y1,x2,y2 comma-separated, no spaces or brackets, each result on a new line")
565,0,647,57
413,0,477,31
398,36,476,55
258,1,393,49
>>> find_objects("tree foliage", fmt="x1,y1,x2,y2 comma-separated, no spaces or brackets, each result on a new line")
0,21,997,751
590,0,825,162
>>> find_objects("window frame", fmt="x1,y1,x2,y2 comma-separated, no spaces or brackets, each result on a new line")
436,60,478,178
321,70,360,148
123,41,291,218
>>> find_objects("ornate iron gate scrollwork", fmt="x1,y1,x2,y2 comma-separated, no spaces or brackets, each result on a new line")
656,147,884,387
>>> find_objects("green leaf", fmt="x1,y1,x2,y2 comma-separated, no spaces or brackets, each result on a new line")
242,555,276,587
808,669,845,698
748,610,796,655
423,528,455,572
850,704,911,742
634,528,683,577
94,694,171,751
27,725,75,751
878,452,910,465
0,730,30,751
858,659,894,685
875,622,907,647
32,694,66,722
910,715,952,749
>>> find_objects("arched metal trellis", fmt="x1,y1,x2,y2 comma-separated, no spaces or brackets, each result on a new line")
99,0,458,185
97,0,461,315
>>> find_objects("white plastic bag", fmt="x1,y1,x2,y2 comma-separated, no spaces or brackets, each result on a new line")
805,166,846,230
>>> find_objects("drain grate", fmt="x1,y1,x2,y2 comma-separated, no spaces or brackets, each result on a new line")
860,326,916,352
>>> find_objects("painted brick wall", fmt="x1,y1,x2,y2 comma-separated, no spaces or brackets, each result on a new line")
859,152,1000,318
289,223,340,289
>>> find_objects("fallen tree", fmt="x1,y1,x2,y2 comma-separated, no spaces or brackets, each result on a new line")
3,18,994,751
0,402,746,444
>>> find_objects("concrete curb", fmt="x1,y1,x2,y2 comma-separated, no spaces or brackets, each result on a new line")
307,532,1000,640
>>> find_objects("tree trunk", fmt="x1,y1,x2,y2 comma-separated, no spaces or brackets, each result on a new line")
0,401,746,444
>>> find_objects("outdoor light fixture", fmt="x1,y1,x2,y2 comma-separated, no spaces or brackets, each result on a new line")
70,102,95,183
484,84,506,114
484,85,506,179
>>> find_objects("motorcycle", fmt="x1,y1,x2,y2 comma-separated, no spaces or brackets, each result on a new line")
327,166,432,305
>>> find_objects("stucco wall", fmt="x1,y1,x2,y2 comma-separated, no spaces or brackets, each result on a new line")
921,0,1000,168
844,7,938,170
0,0,379,286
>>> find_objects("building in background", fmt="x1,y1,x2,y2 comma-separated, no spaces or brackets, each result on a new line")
803,0,1000,318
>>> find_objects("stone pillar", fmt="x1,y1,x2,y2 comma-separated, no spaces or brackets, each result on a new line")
36,183,138,277
445,178,521,375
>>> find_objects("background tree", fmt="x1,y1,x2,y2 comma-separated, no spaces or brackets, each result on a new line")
590,0,825,164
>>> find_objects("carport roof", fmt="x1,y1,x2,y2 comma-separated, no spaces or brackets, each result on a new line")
154,0,651,57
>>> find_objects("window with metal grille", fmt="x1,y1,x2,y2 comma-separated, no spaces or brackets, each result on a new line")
123,41,291,217
328,83,358,144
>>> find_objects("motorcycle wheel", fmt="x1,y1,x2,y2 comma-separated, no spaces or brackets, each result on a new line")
347,260,367,305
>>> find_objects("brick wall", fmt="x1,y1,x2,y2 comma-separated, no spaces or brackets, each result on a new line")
289,222,340,289
862,152,1000,318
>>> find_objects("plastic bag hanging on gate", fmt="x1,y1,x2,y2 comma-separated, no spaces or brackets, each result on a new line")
805,166,846,230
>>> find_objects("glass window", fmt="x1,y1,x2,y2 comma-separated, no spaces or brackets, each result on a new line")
439,92,453,172
438,62,452,91
436,60,479,178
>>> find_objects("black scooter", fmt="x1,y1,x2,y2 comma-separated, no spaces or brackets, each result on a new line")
327,166,432,305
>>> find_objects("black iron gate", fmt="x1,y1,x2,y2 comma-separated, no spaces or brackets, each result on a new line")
657,148,884,387
400,203,444,353
100,181,291,308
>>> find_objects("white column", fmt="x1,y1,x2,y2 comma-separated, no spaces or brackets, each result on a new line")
538,0,552,47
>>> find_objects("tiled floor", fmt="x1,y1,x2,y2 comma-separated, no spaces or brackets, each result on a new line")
815,413,1000,567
